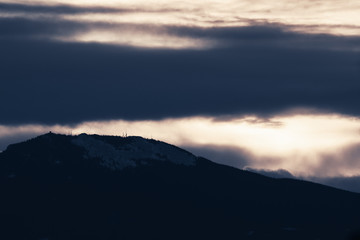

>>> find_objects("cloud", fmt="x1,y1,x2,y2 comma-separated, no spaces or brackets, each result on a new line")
312,143,360,177
0,115,359,188
0,19,359,122
0,17,88,39
244,142,360,178
0,2,180,15
3,114,358,174
0,1,360,126
1,0,360,193
0,2,123,15
3,0,360,36
0,34,359,124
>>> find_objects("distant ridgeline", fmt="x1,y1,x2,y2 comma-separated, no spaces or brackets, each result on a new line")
0,133,360,240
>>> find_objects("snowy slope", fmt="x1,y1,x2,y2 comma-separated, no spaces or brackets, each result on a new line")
72,133,196,170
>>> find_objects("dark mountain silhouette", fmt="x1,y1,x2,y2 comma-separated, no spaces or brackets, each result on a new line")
0,133,360,240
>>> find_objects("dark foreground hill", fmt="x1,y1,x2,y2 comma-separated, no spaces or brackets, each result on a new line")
0,133,359,240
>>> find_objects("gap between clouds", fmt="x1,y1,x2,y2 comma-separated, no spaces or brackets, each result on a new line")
1,114,360,178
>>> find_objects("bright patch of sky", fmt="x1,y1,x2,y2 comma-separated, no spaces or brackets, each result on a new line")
1,113,360,177
1,0,359,48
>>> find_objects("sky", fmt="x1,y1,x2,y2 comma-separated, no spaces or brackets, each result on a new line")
1,0,360,191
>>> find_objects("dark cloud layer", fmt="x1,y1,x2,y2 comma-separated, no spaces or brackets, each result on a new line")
0,17,87,38
0,6,360,125
0,2,176,15
169,24,360,51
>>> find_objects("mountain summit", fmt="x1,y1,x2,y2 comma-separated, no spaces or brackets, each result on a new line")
72,133,196,169
0,133,360,240
1,133,196,179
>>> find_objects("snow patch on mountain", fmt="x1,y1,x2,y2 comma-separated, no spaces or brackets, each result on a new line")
72,134,136,170
72,134,196,170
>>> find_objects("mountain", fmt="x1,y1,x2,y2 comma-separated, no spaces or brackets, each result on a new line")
0,133,360,240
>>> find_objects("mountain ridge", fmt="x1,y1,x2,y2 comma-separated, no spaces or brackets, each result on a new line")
1,133,360,240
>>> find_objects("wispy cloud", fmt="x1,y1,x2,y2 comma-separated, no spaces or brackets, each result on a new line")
1,0,360,48
3,0,360,33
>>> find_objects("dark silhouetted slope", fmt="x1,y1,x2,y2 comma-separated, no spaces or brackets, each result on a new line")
0,133,359,240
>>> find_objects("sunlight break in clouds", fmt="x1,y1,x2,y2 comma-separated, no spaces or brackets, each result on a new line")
1,113,360,177
1,0,360,48
71,114,360,178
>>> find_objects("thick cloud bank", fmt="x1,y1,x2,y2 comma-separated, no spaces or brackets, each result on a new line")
1,32,359,124
0,1,360,125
